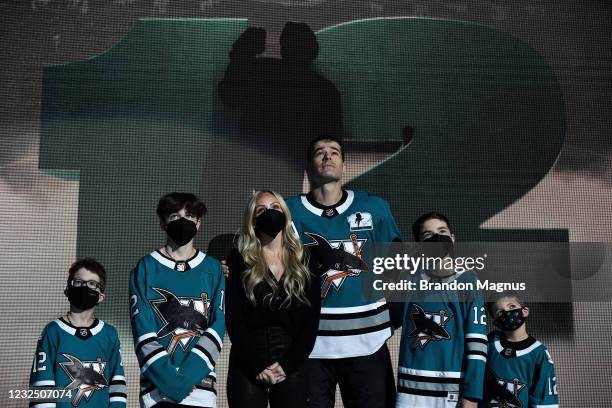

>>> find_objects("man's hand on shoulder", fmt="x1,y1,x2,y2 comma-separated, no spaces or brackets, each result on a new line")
221,259,230,278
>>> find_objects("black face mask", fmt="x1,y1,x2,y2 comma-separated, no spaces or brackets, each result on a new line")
495,308,526,331
166,218,198,246
65,286,100,311
422,233,454,258
255,209,286,239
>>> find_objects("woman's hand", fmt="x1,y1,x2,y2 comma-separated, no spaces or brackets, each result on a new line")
265,362,287,383
256,362,287,385
255,369,276,385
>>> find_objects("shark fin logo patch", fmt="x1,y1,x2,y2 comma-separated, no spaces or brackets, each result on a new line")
407,304,453,348
150,288,210,356
304,232,368,298
59,353,108,407
484,369,525,408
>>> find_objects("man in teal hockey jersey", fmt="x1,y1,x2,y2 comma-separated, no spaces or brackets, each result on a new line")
30,258,127,407
481,291,559,408
286,135,402,408
395,212,487,408
130,192,225,408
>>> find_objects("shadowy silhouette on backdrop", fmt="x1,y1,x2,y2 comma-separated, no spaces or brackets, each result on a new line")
218,22,343,192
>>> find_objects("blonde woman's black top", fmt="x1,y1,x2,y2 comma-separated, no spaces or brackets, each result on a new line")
225,248,320,377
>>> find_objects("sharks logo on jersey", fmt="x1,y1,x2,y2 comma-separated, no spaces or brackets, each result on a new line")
304,232,368,298
150,287,211,356
59,353,108,407
407,304,453,348
484,369,526,408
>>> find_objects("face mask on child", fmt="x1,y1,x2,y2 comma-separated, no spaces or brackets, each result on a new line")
422,233,454,258
495,308,526,331
166,217,198,246
65,286,100,311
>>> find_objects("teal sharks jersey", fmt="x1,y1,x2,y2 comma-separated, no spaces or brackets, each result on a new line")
130,250,225,408
396,271,487,407
29,318,126,408
480,331,559,408
286,189,402,358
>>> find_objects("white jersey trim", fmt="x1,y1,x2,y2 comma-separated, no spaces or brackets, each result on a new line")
205,327,223,347
140,350,167,373
320,299,387,314
192,347,215,371
336,190,355,214
53,319,76,336
150,251,175,269
299,190,355,216
301,195,323,216
493,332,542,356
516,340,543,356
396,392,454,408
188,251,206,269
141,387,216,408
310,326,391,358
110,396,128,403
150,250,207,270
136,332,157,345
33,380,56,386
465,333,488,340
90,320,104,335
398,366,464,378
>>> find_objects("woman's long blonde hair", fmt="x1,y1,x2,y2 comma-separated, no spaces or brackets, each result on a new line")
237,190,312,308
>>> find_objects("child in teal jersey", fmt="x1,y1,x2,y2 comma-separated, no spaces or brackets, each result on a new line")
30,258,127,408
130,192,225,408
481,291,559,408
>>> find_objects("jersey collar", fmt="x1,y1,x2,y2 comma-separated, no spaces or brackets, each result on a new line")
301,190,354,217
151,250,206,271
55,318,104,337
494,331,541,356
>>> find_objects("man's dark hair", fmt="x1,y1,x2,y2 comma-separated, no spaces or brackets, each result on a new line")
156,192,207,223
486,290,525,316
67,258,107,292
412,211,453,242
307,135,345,163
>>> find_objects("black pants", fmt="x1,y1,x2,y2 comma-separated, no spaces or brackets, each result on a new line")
304,343,396,408
227,363,306,408
227,325,307,408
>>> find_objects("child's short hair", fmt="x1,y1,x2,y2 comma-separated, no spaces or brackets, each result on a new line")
486,290,525,316
67,258,107,292
412,211,453,242
156,192,207,223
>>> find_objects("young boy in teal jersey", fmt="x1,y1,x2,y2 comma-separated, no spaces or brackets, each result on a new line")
130,192,225,408
481,291,559,408
395,212,487,408
30,258,127,407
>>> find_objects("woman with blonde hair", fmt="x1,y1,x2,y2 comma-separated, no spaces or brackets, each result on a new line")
225,190,320,408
